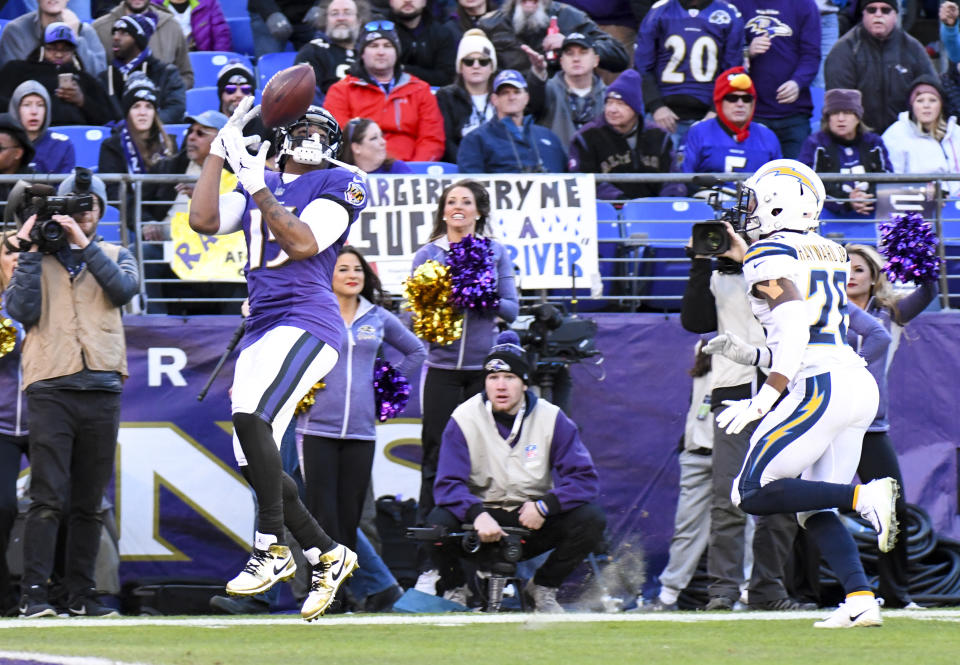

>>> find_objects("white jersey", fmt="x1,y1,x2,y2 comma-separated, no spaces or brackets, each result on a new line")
741,230,865,382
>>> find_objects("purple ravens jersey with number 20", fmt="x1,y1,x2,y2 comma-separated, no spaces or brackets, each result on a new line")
634,0,745,105
237,167,368,353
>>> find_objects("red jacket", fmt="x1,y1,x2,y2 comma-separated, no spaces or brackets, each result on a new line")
324,71,445,162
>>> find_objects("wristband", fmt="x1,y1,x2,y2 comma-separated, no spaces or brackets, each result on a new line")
535,500,549,517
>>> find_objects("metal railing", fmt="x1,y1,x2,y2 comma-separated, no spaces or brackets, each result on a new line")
3,172,960,313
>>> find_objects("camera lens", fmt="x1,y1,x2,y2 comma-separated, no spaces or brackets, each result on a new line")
40,220,64,242
704,230,723,252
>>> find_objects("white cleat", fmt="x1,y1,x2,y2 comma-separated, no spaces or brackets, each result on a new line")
856,478,900,553
226,544,296,596
814,595,882,628
301,544,359,621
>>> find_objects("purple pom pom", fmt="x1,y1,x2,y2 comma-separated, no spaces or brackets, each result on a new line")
446,234,501,314
878,212,942,285
497,330,521,346
374,358,411,422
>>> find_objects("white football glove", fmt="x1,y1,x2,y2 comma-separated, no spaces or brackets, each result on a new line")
715,384,781,435
210,95,261,160
225,136,270,195
702,332,771,368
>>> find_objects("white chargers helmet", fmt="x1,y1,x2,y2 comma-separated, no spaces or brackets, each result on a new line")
740,159,825,241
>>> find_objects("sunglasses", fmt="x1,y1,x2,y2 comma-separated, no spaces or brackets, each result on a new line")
723,93,754,104
364,20,395,31
223,84,252,95
462,57,492,67
864,5,894,14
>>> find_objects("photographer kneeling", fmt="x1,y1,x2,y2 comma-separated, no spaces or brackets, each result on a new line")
4,169,139,618
428,332,605,613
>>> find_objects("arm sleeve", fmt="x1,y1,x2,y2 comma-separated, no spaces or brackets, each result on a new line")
496,245,519,322
680,258,718,333
217,191,247,235
895,280,938,323
83,243,140,306
433,419,484,522
942,21,960,64
411,91,446,162
381,309,427,380
299,196,350,253
4,252,43,327
543,411,599,513
847,302,891,365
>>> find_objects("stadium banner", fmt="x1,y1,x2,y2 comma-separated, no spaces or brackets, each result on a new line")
23,314,953,588
348,174,601,294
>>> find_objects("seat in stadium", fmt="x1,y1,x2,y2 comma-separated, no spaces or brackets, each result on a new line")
52,125,109,170
227,17,255,56
165,123,190,147
818,206,877,244
257,52,297,88
406,161,459,175
185,87,222,116
189,51,252,88
218,0,247,18
547,201,622,311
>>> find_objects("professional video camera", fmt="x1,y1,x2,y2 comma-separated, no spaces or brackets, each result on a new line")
689,176,751,256
7,169,95,254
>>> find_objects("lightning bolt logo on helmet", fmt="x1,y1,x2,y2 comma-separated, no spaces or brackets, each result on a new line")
740,159,826,241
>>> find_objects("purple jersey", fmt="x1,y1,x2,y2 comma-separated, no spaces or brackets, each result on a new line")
237,167,368,353
634,0,745,106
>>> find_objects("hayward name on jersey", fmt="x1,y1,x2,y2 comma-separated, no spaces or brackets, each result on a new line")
237,167,368,352
634,0,745,105
742,230,865,382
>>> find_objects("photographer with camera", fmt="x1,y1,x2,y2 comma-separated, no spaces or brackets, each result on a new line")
3,167,139,618
428,331,605,613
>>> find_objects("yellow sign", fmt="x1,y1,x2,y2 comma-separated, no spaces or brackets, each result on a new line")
170,170,247,282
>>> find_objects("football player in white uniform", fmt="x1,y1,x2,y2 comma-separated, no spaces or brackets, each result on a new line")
712,159,899,628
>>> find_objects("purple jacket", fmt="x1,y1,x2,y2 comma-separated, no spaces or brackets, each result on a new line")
153,0,231,52
0,303,27,438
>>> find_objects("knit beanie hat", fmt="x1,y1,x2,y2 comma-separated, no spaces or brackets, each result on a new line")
858,0,898,13
216,60,256,98
356,21,401,56
121,72,158,115
606,69,644,116
483,330,531,383
822,88,864,118
456,28,497,71
713,66,756,143
112,13,156,51
908,75,943,108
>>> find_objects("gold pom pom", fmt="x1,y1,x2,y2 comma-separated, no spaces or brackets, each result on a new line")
0,318,16,359
295,380,326,415
403,260,463,345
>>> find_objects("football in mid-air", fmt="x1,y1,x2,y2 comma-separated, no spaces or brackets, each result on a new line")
260,64,316,129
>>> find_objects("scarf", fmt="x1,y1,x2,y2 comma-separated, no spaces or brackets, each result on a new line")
119,120,146,174
114,47,151,78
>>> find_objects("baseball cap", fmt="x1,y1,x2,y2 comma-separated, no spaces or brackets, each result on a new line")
561,32,594,51
493,69,527,92
44,21,78,47
184,110,229,131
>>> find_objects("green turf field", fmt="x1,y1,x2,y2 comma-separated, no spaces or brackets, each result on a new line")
0,612,958,665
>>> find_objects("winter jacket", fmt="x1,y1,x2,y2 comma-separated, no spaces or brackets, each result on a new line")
457,114,567,174
881,112,960,196
294,34,357,103
0,12,107,75
477,1,630,77
98,132,174,227
297,297,426,440
435,83,495,163
99,55,187,125
383,8,459,87
152,0,232,52
568,115,674,199
0,55,118,126
824,23,938,134
411,237,519,370
0,301,28,438
93,3,195,88
796,128,891,215
6,81,76,174
535,71,607,151
324,69,445,162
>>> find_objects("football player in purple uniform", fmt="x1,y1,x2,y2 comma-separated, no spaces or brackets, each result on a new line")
189,97,367,621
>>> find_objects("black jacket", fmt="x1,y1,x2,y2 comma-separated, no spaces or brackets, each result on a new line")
294,33,357,101
0,56,117,126
435,83,479,163
99,55,187,125
383,10,459,87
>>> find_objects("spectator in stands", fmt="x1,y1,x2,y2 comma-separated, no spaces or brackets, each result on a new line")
215,61,270,142
379,0,458,87
812,0,840,88
435,28,497,163
797,88,891,217
342,117,412,173
295,0,370,104
324,21,445,161
150,0,232,52
824,0,937,134
447,0,497,37
8,81,76,174
457,69,566,173
739,0,821,160
634,0,745,151
99,14,187,124
93,0,194,87
477,0,630,78
881,76,960,197
563,0,647,71
940,1,960,63
98,74,176,236
568,68,674,200
248,0,324,57
0,0,107,75
0,116,35,216
533,32,606,151
0,23,118,127
680,68,782,189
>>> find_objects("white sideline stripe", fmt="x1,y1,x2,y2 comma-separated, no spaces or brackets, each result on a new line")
0,609,958,628
0,651,151,665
